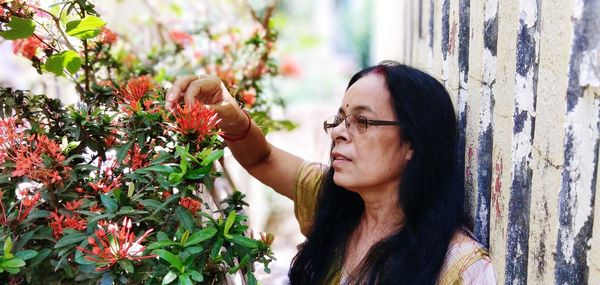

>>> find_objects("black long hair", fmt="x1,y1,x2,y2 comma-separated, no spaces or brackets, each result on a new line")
288,61,470,284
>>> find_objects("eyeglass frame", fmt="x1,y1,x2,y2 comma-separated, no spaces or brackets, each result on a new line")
323,114,402,135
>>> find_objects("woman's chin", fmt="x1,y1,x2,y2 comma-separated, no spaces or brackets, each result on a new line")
333,173,354,190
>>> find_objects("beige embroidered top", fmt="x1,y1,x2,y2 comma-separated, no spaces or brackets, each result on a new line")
293,161,496,285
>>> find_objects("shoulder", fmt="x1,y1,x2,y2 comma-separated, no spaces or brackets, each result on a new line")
293,161,329,236
438,228,496,285
294,161,328,197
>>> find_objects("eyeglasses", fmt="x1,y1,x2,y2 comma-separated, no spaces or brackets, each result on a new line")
323,114,402,135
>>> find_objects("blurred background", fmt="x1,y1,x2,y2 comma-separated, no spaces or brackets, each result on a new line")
0,0,399,284
4,0,600,284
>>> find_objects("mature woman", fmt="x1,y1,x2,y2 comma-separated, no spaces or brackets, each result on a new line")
166,61,495,284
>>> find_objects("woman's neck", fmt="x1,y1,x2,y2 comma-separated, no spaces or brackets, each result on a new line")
357,186,404,239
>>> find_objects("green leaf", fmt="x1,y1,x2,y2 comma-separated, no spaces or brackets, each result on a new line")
54,233,86,248
100,194,118,213
0,17,35,40
189,270,204,282
127,182,135,198
210,238,223,261
157,231,169,241
44,50,82,76
185,227,217,247
147,240,179,250
136,164,175,174
184,246,203,255
175,206,195,230
4,267,19,274
14,250,37,260
180,230,190,245
141,194,180,221
162,270,178,284
118,260,134,273
247,271,257,285
24,209,50,220
180,157,188,174
4,236,13,257
153,249,184,272
201,150,224,166
117,141,133,163
100,272,114,285
168,172,184,184
29,249,51,266
1,258,26,268
183,167,209,180
231,236,259,249
223,211,236,237
178,274,193,285
65,16,106,39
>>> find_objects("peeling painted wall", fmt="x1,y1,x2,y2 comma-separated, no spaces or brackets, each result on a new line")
373,0,600,284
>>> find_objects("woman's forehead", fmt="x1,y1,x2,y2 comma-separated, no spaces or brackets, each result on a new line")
340,75,391,115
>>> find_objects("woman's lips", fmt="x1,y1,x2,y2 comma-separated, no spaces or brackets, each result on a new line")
332,152,352,168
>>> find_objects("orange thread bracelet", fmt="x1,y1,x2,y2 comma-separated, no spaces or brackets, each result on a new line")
221,110,251,141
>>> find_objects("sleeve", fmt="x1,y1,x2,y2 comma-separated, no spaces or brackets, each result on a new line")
461,258,496,285
292,161,328,236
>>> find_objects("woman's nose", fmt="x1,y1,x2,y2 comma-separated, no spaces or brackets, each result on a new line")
330,121,350,142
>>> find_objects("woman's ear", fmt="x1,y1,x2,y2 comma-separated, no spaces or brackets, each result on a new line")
406,145,413,161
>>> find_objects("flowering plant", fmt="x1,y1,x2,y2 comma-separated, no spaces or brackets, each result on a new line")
0,0,285,284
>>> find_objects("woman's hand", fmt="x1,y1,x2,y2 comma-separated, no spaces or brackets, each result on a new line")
165,74,248,137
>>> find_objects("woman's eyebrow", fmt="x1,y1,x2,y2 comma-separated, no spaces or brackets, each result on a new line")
338,105,376,115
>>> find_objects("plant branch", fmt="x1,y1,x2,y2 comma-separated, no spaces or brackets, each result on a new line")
36,7,77,51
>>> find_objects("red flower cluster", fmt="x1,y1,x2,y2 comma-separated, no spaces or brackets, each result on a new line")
173,102,220,141
12,35,43,59
88,174,122,194
124,144,148,171
9,134,71,186
49,211,87,239
169,30,193,46
0,189,41,226
179,196,201,213
64,199,83,211
280,56,300,77
98,27,117,45
86,156,122,194
0,117,26,164
115,76,152,112
242,88,256,107
77,217,155,271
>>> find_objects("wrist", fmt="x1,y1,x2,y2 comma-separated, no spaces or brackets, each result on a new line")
220,110,251,141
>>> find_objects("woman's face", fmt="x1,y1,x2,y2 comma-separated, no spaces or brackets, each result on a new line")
330,74,413,193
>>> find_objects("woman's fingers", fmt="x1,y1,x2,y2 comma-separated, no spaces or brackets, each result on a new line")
184,75,223,106
165,75,198,112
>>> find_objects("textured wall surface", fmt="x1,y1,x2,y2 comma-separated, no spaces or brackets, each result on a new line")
373,0,600,284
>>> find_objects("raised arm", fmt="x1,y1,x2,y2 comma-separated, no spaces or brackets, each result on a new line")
166,75,303,200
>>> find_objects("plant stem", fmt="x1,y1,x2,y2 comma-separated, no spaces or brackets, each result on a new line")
36,7,77,51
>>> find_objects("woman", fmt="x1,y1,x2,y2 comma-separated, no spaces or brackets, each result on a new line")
166,61,495,284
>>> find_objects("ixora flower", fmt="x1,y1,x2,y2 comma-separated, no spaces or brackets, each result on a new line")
77,217,155,271
9,134,71,186
12,35,44,59
179,196,202,213
172,101,220,141
115,76,153,112
169,30,193,47
98,27,117,45
242,88,257,107
0,189,41,226
49,211,87,239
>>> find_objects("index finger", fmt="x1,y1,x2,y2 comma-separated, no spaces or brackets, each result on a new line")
165,75,198,112
183,75,223,106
